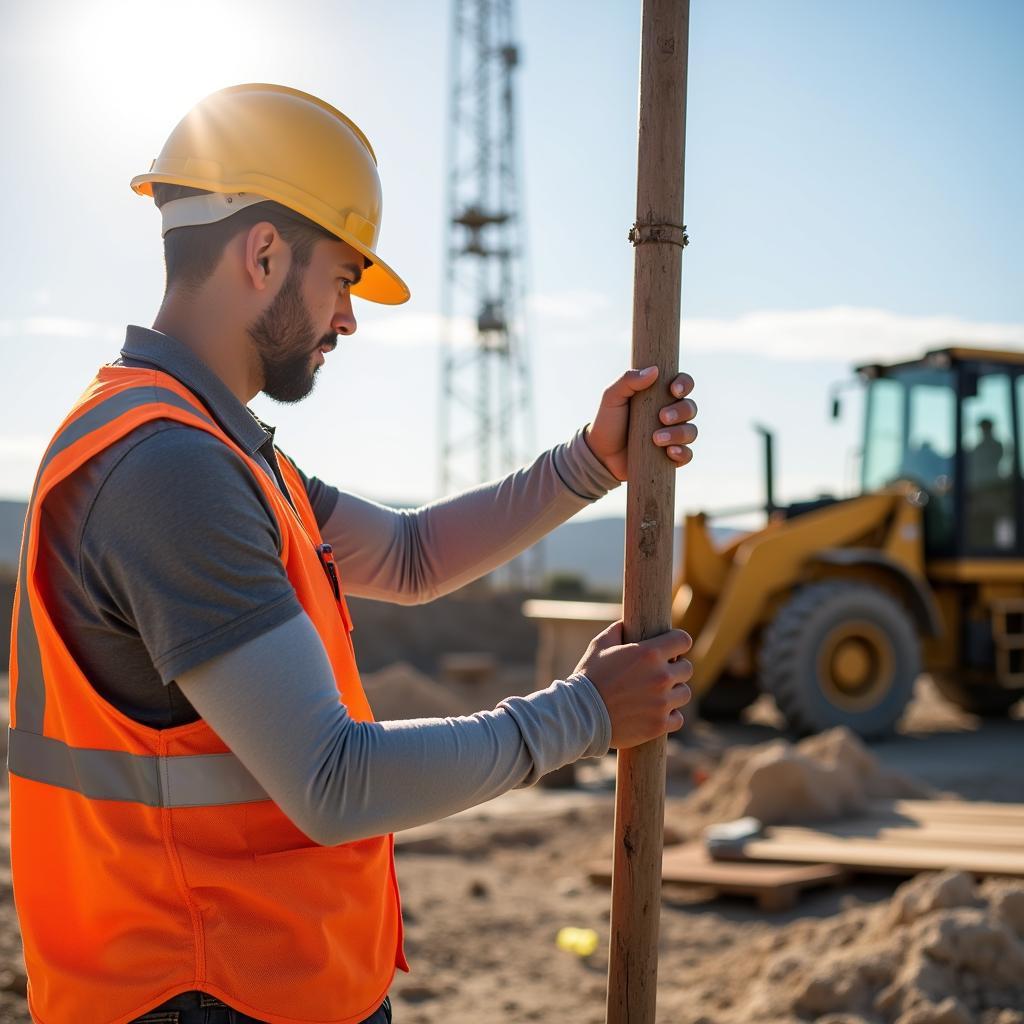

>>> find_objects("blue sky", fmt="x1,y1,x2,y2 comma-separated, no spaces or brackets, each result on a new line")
1,0,1022,523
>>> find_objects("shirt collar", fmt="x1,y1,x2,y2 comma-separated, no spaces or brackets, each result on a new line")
120,325,273,456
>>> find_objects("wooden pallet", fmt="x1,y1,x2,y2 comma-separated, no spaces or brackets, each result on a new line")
708,799,1024,879
587,842,847,911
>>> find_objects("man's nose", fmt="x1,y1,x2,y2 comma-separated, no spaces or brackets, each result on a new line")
332,295,357,336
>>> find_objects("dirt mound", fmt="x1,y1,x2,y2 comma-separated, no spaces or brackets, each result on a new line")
677,870,1024,1024
672,727,935,832
362,661,471,721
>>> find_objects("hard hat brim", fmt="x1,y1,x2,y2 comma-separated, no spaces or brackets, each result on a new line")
131,173,411,306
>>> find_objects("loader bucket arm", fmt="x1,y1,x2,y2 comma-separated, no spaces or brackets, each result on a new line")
680,493,906,697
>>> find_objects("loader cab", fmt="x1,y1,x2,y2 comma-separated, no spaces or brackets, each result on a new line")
859,348,1024,559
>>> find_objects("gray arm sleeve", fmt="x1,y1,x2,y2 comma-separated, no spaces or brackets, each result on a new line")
319,427,621,603
176,613,612,845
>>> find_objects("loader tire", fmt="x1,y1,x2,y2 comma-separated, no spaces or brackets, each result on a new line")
698,675,760,721
931,671,1024,718
759,581,919,738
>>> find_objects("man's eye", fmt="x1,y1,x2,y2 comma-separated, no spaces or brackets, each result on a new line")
338,278,353,294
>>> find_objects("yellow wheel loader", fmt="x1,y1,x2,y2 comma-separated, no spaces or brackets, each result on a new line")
674,346,1024,737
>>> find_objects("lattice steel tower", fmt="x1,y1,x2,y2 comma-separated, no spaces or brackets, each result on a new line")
439,0,534,498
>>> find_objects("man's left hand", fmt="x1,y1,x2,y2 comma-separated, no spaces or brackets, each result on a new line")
584,366,697,482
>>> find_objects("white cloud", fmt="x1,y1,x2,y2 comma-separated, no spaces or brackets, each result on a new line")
523,296,1024,363
683,307,1024,363
4,304,1018,370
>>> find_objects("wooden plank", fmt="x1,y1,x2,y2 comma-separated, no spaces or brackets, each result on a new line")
895,799,1024,819
716,835,1024,877
769,822,1024,850
589,842,846,907
873,799,1024,824
521,599,622,622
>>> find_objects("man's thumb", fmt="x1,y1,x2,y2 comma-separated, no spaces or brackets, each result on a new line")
592,620,624,650
603,367,660,406
622,366,659,393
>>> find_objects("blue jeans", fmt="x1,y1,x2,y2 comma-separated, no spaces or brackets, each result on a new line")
130,990,393,1024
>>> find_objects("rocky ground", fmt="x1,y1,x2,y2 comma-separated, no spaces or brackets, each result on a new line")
0,673,1022,1023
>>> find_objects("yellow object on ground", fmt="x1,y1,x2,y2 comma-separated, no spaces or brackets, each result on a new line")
556,926,599,957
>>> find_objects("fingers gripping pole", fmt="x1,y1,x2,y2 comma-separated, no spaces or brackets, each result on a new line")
606,2,690,1023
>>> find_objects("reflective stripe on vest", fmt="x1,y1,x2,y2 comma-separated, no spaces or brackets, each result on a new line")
6,383,272,808
14,385,216,735
8,728,270,807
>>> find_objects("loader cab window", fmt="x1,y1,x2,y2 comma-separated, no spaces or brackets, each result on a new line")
862,379,904,493
961,370,1017,553
862,367,956,551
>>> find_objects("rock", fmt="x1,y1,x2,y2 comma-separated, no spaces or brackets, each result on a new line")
919,909,1024,985
672,727,934,829
889,871,979,926
989,886,1024,938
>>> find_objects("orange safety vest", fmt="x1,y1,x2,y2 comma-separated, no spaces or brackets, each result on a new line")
8,366,408,1024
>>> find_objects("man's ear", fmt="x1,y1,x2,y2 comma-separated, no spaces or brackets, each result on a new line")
244,222,280,290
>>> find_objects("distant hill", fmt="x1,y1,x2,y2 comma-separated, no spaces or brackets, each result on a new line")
506,516,647,595
506,514,742,594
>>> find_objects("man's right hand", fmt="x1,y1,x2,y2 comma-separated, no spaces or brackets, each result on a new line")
574,621,693,749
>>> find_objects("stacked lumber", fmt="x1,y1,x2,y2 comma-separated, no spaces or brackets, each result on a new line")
587,799,1024,911
587,842,846,911
708,799,1024,879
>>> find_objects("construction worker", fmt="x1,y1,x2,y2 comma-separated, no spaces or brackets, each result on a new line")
8,84,699,1024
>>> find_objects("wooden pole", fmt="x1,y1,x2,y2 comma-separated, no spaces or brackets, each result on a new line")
606,1,690,1021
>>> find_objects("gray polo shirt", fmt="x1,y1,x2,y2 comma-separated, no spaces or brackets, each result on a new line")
38,326,620,729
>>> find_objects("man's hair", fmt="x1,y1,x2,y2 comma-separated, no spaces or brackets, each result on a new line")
152,183,338,292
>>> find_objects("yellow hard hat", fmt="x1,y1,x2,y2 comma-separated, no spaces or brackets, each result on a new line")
131,83,410,305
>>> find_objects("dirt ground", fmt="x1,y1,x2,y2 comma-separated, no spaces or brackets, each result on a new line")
1,673,1022,1023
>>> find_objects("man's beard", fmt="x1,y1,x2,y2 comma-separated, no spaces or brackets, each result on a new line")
247,262,337,404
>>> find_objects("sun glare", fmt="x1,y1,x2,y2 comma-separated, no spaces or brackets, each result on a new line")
59,0,277,135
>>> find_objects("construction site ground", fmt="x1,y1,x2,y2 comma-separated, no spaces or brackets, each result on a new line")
0,671,1022,1024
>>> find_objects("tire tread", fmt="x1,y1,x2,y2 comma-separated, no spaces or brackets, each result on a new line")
759,580,919,737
